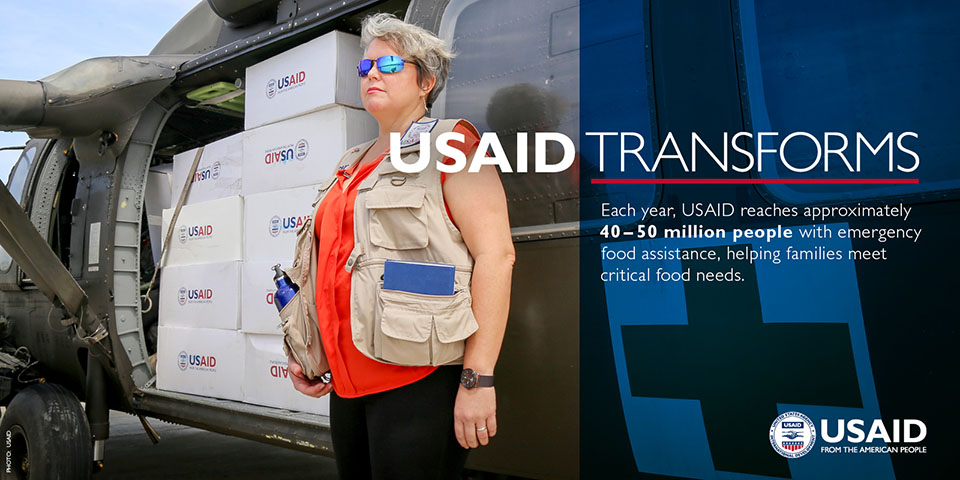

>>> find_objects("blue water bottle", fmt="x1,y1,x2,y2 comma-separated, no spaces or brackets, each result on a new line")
272,264,300,312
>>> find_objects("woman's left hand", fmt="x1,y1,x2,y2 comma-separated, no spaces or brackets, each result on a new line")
454,386,497,448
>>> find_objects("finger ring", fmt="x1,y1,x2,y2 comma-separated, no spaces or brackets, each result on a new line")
477,426,487,432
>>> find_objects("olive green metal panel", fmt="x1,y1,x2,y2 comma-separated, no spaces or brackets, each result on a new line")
465,237,580,480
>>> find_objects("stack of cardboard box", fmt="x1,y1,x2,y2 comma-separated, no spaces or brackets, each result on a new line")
156,30,377,415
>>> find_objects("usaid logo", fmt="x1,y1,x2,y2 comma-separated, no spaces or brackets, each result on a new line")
178,351,217,371
270,362,289,379
270,216,282,237
266,79,277,98
264,144,295,164
264,139,308,165
178,287,214,304
770,411,816,458
295,139,309,161
266,71,306,99
820,419,927,445
270,214,309,237
194,161,222,183
179,225,214,243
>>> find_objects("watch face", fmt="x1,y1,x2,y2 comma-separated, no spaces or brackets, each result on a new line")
460,368,477,388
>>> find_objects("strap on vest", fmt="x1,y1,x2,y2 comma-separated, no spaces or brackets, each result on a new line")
344,246,361,273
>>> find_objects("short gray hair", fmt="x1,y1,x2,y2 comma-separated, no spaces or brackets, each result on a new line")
360,13,455,108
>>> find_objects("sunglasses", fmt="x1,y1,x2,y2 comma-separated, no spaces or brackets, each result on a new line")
357,55,412,77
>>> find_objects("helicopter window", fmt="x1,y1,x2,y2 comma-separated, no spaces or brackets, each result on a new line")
0,144,37,272
437,0,656,229
52,155,80,268
5,144,35,205
738,0,960,204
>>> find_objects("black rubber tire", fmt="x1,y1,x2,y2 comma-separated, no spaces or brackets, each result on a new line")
0,383,92,480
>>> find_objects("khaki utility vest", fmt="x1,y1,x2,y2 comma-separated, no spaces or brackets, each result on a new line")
293,117,479,367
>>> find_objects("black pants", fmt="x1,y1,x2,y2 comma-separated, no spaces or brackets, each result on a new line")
329,365,470,480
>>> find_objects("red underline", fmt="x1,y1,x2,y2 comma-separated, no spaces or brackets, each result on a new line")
590,178,919,185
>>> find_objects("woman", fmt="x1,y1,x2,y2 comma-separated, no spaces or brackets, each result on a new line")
285,12,514,480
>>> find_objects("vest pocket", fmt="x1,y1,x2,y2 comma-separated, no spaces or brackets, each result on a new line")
364,185,429,250
279,291,305,358
374,286,478,366
278,290,327,379
432,294,479,365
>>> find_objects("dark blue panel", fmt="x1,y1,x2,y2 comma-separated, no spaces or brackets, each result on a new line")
740,0,960,202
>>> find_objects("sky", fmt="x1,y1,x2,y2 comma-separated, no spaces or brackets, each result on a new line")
0,0,201,181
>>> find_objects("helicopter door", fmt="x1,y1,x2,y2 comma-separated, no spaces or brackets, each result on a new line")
0,139,45,290
0,138,84,290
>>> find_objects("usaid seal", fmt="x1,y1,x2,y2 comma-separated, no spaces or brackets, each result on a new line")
270,215,282,237
212,161,221,180
266,79,277,98
178,351,188,371
770,411,816,458
295,139,309,161
178,225,187,244
178,287,187,306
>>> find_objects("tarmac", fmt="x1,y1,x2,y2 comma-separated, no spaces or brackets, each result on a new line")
95,409,340,479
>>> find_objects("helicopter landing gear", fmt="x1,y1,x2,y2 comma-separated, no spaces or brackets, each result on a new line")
0,383,93,479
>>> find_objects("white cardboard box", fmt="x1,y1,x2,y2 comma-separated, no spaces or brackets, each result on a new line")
243,185,318,263
159,261,241,330
171,133,243,205
245,30,363,130
145,164,173,265
161,196,244,266
157,326,244,401
241,106,377,196
243,333,330,415
240,261,293,335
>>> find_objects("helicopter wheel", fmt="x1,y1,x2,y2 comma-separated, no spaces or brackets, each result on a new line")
0,383,93,479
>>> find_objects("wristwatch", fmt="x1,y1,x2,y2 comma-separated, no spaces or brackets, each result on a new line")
460,368,494,389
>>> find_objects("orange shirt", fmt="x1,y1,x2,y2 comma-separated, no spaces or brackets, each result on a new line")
314,123,480,398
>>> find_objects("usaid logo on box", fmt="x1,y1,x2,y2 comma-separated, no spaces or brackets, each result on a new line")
159,326,243,401
171,133,242,206
177,350,217,371
177,286,215,305
241,107,376,195
178,224,214,244
244,31,363,130
269,214,310,237
295,139,309,160
269,358,289,379
241,333,329,414
264,139,309,164
193,161,221,183
266,71,306,99
243,187,316,263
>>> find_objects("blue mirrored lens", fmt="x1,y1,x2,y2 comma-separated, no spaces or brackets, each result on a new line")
357,56,406,77
377,56,405,74
357,58,374,77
